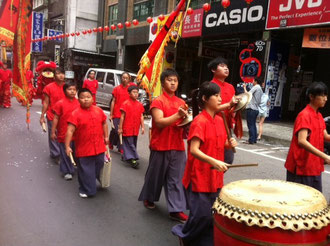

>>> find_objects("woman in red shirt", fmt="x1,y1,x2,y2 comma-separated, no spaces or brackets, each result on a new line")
285,82,330,192
172,81,237,246
82,70,98,105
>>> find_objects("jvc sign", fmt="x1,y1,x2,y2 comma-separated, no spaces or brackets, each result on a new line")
202,1,267,36
266,0,330,29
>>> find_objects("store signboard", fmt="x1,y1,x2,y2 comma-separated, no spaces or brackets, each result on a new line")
54,45,60,66
32,12,43,53
202,1,267,36
182,8,203,38
48,29,63,42
266,0,330,29
302,27,330,48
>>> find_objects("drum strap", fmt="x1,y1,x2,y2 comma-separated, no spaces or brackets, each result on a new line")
213,218,328,246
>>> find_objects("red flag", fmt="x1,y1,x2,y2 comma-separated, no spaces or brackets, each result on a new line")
0,0,20,46
12,0,33,126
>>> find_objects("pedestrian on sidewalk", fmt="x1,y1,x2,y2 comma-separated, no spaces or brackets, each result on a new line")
209,57,238,164
40,67,65,164
118,85,145,168
51,81,79,180
172,81,237,246
285,82,330,192
0,62,12,108
257,83,270,141
138,68,189,223
82,70,98,106
65,88,109,198
243,78,263,144
109,72,135,153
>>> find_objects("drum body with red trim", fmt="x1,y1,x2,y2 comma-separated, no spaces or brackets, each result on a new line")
213,179,330,245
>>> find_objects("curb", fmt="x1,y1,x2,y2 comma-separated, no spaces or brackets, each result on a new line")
242,130,291,147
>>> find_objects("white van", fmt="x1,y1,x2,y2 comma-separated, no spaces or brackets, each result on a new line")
84,68,137,108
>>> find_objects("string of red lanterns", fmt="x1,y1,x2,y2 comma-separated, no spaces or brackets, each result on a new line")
32,1,255,43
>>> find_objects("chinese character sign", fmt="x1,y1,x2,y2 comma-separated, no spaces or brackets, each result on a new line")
32,12,43,53
182,8,204,38
48,29,63,42
302,27,330,49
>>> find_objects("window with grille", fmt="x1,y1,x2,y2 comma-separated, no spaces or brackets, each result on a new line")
108,4,118,35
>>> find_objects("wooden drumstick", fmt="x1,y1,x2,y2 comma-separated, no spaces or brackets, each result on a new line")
220,111,236,153
41,122,47,132
211,163,258,170
119,133,123,145
69,152,76,166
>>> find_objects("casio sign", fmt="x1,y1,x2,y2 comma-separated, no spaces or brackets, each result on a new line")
279,0,322,12
205,6,263,27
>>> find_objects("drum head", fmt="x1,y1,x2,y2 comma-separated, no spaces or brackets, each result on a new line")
234,93,252,112
213,179,330,231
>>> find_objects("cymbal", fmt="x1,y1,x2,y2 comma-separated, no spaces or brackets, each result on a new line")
177,114,193,127
234,92,252,112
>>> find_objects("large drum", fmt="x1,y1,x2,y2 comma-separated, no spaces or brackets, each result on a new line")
213,179,330,245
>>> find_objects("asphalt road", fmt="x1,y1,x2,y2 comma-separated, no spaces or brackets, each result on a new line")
0,100,329,246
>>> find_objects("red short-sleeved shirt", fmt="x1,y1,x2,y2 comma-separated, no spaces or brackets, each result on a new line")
120,98,144,136
26,70,33,81
182,110,227,193
285,105,326,176
68,105,107,158
1,69,12,82
150,92,185,151
43,82,65,121
112,83,136,118
82,79,98,95
52,97,80,142
211,78,235,126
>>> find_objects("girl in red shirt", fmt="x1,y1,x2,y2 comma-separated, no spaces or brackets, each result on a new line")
285,82,330,192
118,85,145,168
51,81,79,180
172,81,237,246
82,70,98,105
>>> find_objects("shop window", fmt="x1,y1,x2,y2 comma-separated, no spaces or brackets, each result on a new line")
108,4,118,35
133,0,154,22
188,0,219,9
96,72,105,83
106,73,115,86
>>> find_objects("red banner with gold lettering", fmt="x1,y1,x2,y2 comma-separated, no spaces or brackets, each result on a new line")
0,0,20,46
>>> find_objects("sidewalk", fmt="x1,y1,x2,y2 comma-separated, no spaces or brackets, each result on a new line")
242,119,294,147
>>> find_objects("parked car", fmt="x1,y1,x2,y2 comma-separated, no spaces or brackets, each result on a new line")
84,68,149,111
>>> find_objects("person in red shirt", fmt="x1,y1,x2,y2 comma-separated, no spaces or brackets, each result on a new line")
82,70,98,105
51,81,80,180
0,62,4,105
0,63,13,108
109,72,135,153
209,57,238,164
40,67,66,164
65,88,109,198
285,82,330,192
118,85,145,168
138,68,189,223
172,81,237,246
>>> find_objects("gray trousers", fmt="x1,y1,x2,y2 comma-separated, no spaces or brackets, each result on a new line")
47,119,60,158
138,150,187,213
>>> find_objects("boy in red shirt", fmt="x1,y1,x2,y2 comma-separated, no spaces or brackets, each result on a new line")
172,81,237,246
138,68,189,223
65,88,109,198
118,85,145,168
109,72,135,153
82,70,98,105
0,63,13,108
285,82,330,192
40,67,66,164
51,81,79,180
209,57,238,164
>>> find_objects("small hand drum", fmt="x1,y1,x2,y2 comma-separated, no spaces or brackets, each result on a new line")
177,114,193,127
234,92,252,112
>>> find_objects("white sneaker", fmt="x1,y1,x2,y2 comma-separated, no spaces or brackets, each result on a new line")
79,193,88,198
64,174,73,180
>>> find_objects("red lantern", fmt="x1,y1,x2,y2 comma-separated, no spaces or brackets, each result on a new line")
146,17,153,23
221,0,230,8
117,23,123,29
132,19,139,26
93,28,98,32
65,33,70,37
158,14,165,21
44,36,49,40
75,31,80,36
111,24,116,31
203,3,211,12
187,8,193,15
70,33,75,37
245,0,254,4
104,26,110,32
125,21,131,28
87,29,92,34
82,30,87,35
98,26,103,32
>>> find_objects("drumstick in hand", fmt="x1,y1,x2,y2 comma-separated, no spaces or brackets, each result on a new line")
220,111,236,153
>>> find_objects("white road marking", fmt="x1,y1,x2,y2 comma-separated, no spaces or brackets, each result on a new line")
36,111,41,115
258,151,275,155
249,148,267,152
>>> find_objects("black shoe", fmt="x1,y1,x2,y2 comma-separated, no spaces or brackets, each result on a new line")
130,160,139,169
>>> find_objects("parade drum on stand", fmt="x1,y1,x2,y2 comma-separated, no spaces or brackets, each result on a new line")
213,179,330,245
